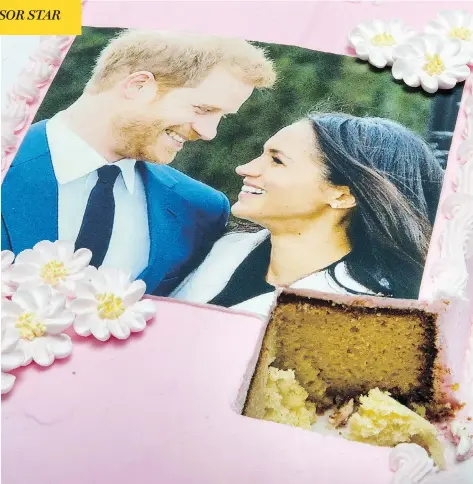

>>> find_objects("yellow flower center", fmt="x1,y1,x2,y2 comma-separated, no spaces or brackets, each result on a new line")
15,312,46,340
96,293,126,319
449,26,472,41
40,260,68,286
371,33,396,47
423,53,445,76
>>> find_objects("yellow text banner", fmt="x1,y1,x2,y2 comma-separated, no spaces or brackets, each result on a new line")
0,0,82,35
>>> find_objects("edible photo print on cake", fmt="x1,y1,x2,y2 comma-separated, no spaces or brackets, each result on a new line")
1,27,465,317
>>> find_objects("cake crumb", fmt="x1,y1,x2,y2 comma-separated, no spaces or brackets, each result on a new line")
263,367,316,430
347,388,445,469
410,403,427,418
451,383,460,392
450,420,473,461
329,399,355,428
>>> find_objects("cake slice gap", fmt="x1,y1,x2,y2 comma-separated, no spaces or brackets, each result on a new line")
243,289,465,468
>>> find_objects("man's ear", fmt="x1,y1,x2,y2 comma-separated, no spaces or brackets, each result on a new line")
329,186,356,209
121,71,157,100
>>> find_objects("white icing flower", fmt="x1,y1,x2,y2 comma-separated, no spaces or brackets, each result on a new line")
392,34,471,93
425,10,473,64
10,240,92,296
2,286,74,367
1,315,24,394
348,19,417,68
70,267,155,341
1,250,17,298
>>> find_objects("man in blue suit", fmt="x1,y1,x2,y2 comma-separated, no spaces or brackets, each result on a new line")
1,30,276,296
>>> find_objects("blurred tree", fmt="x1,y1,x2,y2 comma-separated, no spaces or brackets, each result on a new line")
36,27,451,208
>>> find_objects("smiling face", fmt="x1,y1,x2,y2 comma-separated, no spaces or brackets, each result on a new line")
232,121,352,228
112,66,255,164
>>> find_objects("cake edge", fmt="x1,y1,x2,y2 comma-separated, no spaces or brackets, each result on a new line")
243,288,466,421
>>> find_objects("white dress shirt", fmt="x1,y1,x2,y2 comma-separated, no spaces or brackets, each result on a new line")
46,113,150,279
172,230,373,316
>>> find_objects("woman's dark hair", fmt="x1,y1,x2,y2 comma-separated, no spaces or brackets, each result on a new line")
307,113,444,299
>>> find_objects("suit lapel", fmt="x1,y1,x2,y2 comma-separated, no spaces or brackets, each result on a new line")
173,230,270,303
136,163,187,293
207,230,270,299
2,122,58,253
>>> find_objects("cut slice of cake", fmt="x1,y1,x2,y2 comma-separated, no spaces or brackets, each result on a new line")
244,290,461,424
347,388,446,469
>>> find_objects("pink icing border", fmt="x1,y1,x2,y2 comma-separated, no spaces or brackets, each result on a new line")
420,76,473,300
1,35,75,178
1,0,89,178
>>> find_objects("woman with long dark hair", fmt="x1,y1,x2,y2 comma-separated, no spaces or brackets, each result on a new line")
171,113,444,315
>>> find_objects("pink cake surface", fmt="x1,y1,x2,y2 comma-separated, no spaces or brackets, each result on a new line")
1,294,472,484
0,297,405,484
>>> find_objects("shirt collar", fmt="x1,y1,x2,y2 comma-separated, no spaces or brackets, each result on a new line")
46,112,137,194
113,159,136,194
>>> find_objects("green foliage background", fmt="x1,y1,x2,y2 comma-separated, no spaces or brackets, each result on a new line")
36,27,437,206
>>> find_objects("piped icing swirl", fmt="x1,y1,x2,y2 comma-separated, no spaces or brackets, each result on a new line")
389,443,436,484
0,7,84,177
431,77,473,299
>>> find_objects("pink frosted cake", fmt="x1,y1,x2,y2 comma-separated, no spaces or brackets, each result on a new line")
2,292,472,484
2,1,473,484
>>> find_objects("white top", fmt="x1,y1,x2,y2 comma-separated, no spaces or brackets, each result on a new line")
46,113,150,279
171,230,372,316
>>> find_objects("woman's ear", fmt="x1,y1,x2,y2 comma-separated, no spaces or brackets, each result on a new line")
329,186,356,209
121,71,157,100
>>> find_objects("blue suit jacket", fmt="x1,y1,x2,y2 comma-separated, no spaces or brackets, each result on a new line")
1,120,230,296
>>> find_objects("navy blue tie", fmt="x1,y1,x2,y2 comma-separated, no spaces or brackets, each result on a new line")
75,165,121,267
